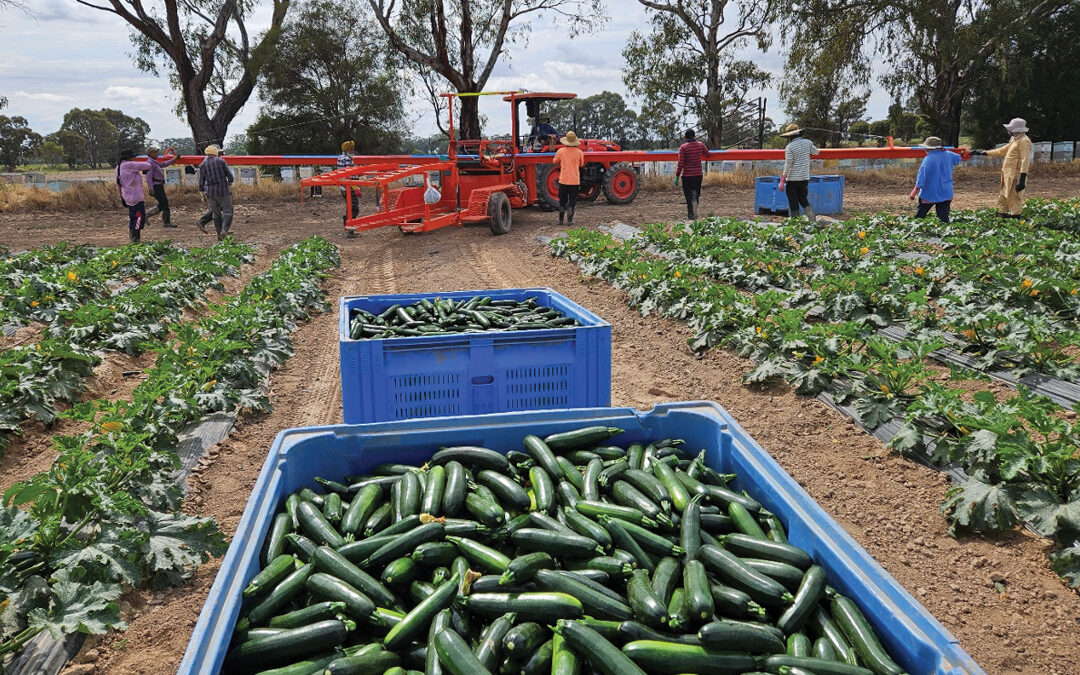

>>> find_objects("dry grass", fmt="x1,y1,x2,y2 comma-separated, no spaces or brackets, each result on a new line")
0,181,303,213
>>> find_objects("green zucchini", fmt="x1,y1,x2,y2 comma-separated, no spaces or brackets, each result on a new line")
809,607,859,666
722,533,812,569
666,587,690,632
551,631,580,675
582,458,603,501
324,647,400,674
710,583,767,620
604,517,657,572
759,654,874,675
442,461,467,516
381,556,419,586
554,619,647,675
597,459,629,487
512,527,603,557
627,569,668,628
523,435,563,482
527,510,576,536
478,469,532,513
575,500,657,528
620,640,756,674
813,637,838,661
528,466,555,514
616,621,701,646
243,554,296,598
411,541,458,567
698,544,792,607
565,556,633,577
262,512,292,567
703,484,761,512
322,492,342,524
556,481,581,509
431,446,511,474
542,426,623,451
743,558,806,591
362,521,445,569
422,465,446,516
681,494,702,561
499,552,553,586
610,481,669,525
335,533,396,564
728,501,768,539
312,546,396,607
447,535,511,573
777,565,826,635
697,619,786,653
532,569,633,621
561,508,613,550
627,444,645,471
225,620,352,670
464,592,584,621
267,601,347,629
622,469,672,510
555,455,585,491
304,572,375,620
518,638,554,675
363,502,392,536
427,608,452,675
786,632,812,657
650,557,681,604
465,492,506,528
503,622,549,656
683,559,714,623
296,500,344,548
434,627,492,675
284,533,317,563
383,572,461,650
651,461,691,512
567,449,602,465
244,563,314,626
341,483,380,536
606,516,683,557
475,611,516,671
830,594,904,675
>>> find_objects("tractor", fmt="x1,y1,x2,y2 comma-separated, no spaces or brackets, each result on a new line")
301,91,641,236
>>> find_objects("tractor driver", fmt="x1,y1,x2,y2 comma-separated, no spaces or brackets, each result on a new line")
528,116,557,151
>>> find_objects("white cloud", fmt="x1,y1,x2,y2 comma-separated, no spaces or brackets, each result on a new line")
544,60,622,86
13,91,72,103
104,85,156,101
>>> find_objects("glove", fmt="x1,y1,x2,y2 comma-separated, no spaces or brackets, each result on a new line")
970,149,987,156
1017,173,1027,192
909,187,919,201
674,176,680,187
778,179,786,192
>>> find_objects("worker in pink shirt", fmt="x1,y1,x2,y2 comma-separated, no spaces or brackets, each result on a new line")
115,148,153,243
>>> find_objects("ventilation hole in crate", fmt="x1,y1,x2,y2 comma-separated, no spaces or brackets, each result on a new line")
392,372,462,419
504,364,570,410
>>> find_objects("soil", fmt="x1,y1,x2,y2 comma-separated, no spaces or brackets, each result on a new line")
2,169,1079,674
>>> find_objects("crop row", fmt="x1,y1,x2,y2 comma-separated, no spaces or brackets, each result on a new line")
550,203,1080,590
0,236,340,663
0,240,254,455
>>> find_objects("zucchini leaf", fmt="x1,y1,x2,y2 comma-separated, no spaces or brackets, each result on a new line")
941,476,1019,535
139,511,227,588
1050,542,1080,588
26,567,125,639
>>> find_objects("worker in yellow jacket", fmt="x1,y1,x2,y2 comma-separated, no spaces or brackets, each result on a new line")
971,117,1031,218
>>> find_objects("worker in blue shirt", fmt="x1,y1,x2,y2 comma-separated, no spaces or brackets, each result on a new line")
909,136,963,223
528,116,558,150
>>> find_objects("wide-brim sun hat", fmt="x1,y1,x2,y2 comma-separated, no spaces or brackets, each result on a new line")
146,146,160,155
780,123,802,138
560,132,581,147
204,145,221,156
1003,118,1028,134
923,136,943,149
341,140,355,152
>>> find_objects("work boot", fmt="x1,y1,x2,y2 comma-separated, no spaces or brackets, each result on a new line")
567,207,575,225
147,205,161,217
163,220,177,228
558,208,565,225
804,205,816,222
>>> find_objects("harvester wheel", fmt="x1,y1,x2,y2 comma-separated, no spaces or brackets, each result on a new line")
488,191,512,235
534,165,560,211
602,162,639,205
578,183,602,202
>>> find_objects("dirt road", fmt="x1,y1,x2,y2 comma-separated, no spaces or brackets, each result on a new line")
2,174,1079,674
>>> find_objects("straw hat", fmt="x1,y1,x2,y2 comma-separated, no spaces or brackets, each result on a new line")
923,136,943,149
1003,118,1028,134
146,146,160,155
341,140,355,152
204,145,221,156
560,131,581,147
780,123,802,138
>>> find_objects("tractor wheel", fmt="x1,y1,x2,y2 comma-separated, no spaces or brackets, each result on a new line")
578,183,602,202
602,162,640,205
534,165,560,211
488,191,512,235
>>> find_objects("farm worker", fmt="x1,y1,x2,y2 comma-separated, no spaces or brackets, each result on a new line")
529,116,557,150
197,145,234,241
909,136,962,223
970,117,1031,218
115,148,153,243
778,123,820,220
144,146,177,228
553,131,585,225
674,129,710,220
338,140,361,220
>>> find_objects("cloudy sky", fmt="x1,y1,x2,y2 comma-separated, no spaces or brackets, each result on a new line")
0,0,892,144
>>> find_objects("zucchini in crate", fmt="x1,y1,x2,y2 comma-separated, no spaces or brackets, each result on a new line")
348,294,582,339
218,426,915,675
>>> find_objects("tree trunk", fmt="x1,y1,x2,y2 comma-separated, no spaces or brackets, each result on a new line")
458,95,482,140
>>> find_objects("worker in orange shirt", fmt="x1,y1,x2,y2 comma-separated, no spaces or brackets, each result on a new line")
553,131,585,225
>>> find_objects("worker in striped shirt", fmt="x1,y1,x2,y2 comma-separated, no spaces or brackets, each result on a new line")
778,123,820,220
675,129,710,219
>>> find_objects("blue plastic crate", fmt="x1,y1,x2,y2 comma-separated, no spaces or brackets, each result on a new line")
179,402,983,675
755,174,845,215
338,288,611,424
